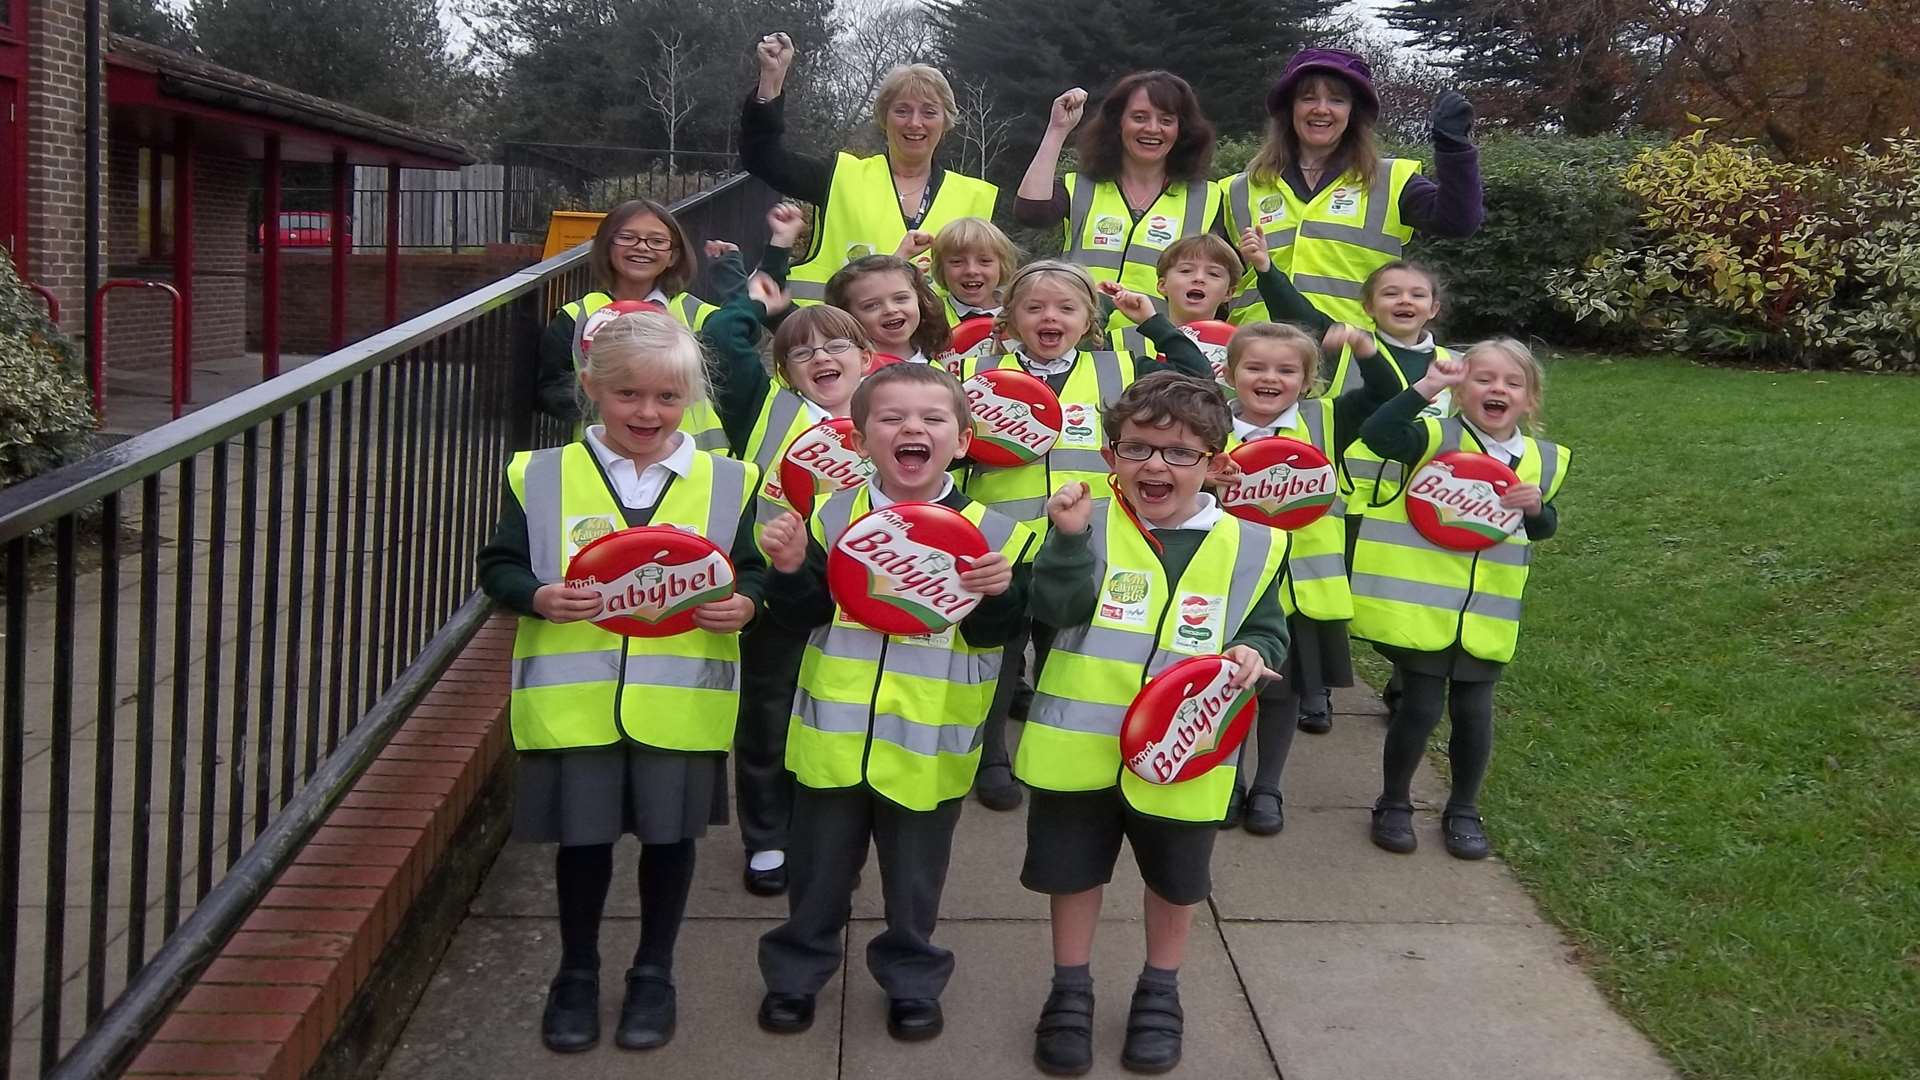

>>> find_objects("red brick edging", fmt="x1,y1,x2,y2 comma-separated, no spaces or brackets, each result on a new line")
126,615,517,1079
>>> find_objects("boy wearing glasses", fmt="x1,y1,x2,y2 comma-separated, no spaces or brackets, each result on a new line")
1018,372,1290,1076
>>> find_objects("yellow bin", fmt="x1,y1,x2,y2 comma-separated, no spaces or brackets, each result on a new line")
543,210,608,259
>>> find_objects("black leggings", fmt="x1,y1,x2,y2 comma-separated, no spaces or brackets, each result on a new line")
554,840,697,975
1380,673,1495,815
1234,679,1299,795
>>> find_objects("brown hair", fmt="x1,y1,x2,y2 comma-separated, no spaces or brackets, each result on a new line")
1226,322,1325,399
768,305,873,388
1155,234,1243,282
850,360,971,433
1361,260,1443,312
930,217,1020,296
589,198,695,297
824,255,952,359
1247,74,1381,191
992,260,1104,350
1101,371,1231,453
1075,71,1216,185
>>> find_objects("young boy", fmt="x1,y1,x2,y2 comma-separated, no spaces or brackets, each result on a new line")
756,362,1037,1042
930,216,1019,323
1115,235,1243,355
1018,371,1290,1075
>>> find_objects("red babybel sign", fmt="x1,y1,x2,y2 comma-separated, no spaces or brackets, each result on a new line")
1179,319,1236,388
1219,437,1337,531
1120,654,1258,785
866,352,906,374
961,367,1063,468
1404,451,1525,551
778,416,874,517
566,526,736,638
941,317,998,375
827,501,991,635
572,299,666,363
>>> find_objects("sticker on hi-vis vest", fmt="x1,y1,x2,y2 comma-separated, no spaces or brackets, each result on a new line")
566,515,618,555
1171,593,1225,653
1257,194,1287,227
1420,389,1452,419
1091,215,1126,249
846,242,876,259
1145,215,1175,245
1099,569,1152,627
1059,402,1099,448
1326,187,1361,218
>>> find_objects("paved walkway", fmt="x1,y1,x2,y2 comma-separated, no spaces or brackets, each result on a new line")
101,350,323,435
380,686,1677,1080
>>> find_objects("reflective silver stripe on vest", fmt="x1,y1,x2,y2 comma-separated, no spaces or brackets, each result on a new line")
1293,274,1366,301
788,279,828,302
1026,692,1128,735
1537,441,1562,501
674,294,702,324
1224,523,1276,625
1466,591,1525,622
1298,403,1328,453
814,625,1002,684
1180,181,1209,237
513,650,621,689
1116,327,1148,355
1295,162,1405,257
1360,518,1530,566
704,457,750,551
1229,173,1251,234
983,495,1048,521
1075,248,1126,272
523,449,567,582
1064,175,1095,258
1289,552,1347,581
794,691,985,755
749,390,810,523
1050,447,1110,475
692,425,730,453
1351,572,1522,623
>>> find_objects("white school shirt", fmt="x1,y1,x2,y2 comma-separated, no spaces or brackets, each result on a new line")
584,427,694,509
1462,420,1526,467
1232,402,1301,443
1012,344,1075,378
1148,492,1224,532
867,476,955,508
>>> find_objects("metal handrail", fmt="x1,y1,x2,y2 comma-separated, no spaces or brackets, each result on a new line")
0,171,755,543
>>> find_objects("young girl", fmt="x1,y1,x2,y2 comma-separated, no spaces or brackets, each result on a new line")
1348,339,1570,860
825,254,951,363
959,259,1213,811
477,311,766,1054
1211,323,1391,831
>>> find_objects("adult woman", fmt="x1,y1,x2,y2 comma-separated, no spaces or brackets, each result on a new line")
1223,48,1483,328
1015,71,1221,336
742,32,998,304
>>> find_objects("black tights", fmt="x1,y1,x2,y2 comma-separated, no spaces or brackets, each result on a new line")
554,840,697,975
1234,679,1299,794
1380,672,1496,815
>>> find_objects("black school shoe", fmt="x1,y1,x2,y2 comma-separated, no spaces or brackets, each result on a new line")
1120,985,1184,1074
1296,689,1332,734
887,997,944,1041
758,991,816,1034
1033,987,1094,1076
541,969,600,1053
1244,788,1284,836
615,965,675,1049
743,859,789,897
1370,799,1417,854
1218,787,1245,830
975,763,1024,811
1443,812,1492,860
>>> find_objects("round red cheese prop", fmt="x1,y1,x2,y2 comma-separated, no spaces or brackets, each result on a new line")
1218,437,1337,531
827,501,990,635
941,317,998,375
1121,654,1258,785
866,352,906,374
778,416,874,517
566,526,736,638
572,298,666,363
1404,451,1525,551
1179,319,1237,388
961,368,1063,468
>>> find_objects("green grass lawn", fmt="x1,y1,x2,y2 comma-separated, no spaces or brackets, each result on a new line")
1441,354,1920,1079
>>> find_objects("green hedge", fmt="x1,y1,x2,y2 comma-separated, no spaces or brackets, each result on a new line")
0,261,95,489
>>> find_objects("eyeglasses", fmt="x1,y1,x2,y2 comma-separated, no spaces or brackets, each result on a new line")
611,232,674,251
1110,440,1210,467
785,339,859,366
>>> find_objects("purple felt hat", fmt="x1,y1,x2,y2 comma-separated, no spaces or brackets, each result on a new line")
1266,48,1379,118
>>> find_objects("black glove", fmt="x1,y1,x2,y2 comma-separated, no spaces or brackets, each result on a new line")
1429,90,1474,151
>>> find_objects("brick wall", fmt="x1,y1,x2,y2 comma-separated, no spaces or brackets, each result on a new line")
246,247,541,355
25,0,99,332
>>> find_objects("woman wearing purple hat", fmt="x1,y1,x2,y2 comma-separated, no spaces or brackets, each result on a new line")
1223,48,1483,328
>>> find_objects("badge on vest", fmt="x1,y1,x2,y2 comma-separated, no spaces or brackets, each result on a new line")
1099,569,1152,628
1090,215,1126,250
1171,593,1226,654
1420,388,1452,419
1144,214,1174,246
1059,402,1099,449
566,515,618,556
1257,194,1287,228
846,242,876,259
1326,187,1361,218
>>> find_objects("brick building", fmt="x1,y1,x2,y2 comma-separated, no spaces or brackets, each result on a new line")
4,2,472,413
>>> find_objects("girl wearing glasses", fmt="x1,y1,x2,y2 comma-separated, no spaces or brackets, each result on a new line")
700,224,882,897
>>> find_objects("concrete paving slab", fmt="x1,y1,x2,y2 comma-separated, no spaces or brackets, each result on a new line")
380,916,842,1080
841,916,1272,1080
1221,920,1676,1080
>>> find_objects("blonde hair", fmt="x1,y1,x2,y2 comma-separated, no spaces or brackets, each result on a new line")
930,217,1020,295
1227,322,1327,399
872,64,958,131
578,311,709,419
1248,74,1382,191
768,304,873,389
993,260,1105,350
1463,336,1546,433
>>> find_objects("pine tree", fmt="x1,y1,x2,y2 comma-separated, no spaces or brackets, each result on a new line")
110,0,196,50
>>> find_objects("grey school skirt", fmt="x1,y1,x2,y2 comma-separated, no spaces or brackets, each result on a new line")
1289,613,1355,689
513,744,729,847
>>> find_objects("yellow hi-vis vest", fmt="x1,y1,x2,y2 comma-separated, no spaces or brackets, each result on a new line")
1225,398,1351,622
740,385,830,539
1348,419,1570,664
786,487,1037,810
561,292,728,455
505,442,758,751
958,349,1135,532
1337,343,1454,517
1015,499,1289,822
788,154,999,304
1061,173,1221,346
1222,158,1420,327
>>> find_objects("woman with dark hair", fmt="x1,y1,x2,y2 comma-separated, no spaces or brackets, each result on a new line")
1222,48,1483,329
1014,72,1222,338
742,32,998,304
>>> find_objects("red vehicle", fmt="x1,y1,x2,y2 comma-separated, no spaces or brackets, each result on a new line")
259,210,338,248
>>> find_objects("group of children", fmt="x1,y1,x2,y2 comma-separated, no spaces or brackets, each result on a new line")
483,196,1569,1075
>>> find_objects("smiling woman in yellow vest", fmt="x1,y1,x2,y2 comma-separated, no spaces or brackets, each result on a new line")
742,32,998,305
534,199,747,455
1347,339,1570,864
1222,48,1484,329
1016,72,1222,345
477,312,766,1054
